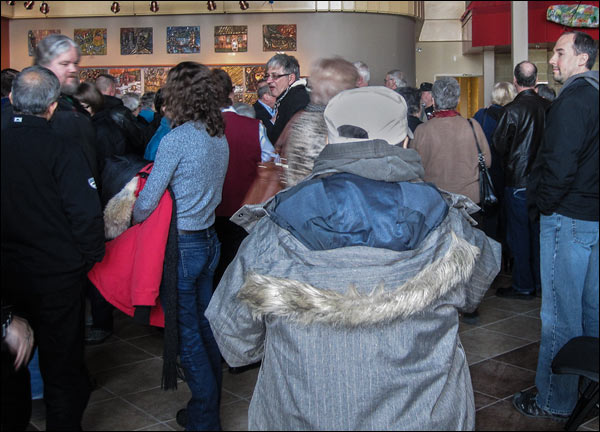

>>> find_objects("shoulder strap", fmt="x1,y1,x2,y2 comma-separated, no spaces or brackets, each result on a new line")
467,119,484,155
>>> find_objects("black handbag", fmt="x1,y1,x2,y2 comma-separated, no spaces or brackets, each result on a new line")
468,119,498,210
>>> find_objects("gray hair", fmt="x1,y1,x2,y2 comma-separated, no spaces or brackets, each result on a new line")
11,66,60,115
432,77,460,110
386,69,407,88
257,82,271,99
266,54,300,80
121,92,140,112
353,61,370,83
233,102,256,118
34,34,80,67
95,73,117,95
308,57,358,105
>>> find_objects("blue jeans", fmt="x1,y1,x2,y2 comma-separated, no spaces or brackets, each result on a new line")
177,228,222,431
504,187,540,294
535,213,599,415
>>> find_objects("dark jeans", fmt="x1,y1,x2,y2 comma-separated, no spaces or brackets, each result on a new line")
504,187,540,294
5,271,92,431
177,228,222,431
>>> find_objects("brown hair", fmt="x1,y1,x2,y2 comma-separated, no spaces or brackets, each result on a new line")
211,68,233,108
162,61,224,136
308,57,359,105
75,81,104,114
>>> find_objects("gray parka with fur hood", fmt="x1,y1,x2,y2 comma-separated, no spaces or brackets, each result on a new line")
206,140,501,431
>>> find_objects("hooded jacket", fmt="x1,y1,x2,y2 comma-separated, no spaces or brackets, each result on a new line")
205,140,501,431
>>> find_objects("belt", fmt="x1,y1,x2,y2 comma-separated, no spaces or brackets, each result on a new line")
177,227,214,236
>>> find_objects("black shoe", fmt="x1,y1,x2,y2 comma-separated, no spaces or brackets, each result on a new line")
461,310,479,325
512,391,569,421
85,328,112,345
176,408,187,427
496,286,535,300
229,362,261,375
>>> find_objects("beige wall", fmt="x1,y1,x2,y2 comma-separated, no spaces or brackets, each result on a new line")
8,12,417,85
415,41,482,85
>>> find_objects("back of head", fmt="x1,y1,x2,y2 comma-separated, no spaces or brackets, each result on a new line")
95,73,117,96
1,68,19,98
233,102,256,118
353,61,370,85
491,81,517,106
211,68,234,108
324,86,412,146
257,80,271,99
11,66,60,115
432,77,460,110
395,87,422,116
140,91,156,110
34,34,80,68
121,92,140,112
567,31,598,70
75,81,104,114
162,61,224,136
535,83,556,102
387,69,408,88
308,57,359,106
514,61,537,88
266,54,300,80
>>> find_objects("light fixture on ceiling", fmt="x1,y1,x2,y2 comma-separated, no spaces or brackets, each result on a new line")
6,1,16,5
207,1,216,11
39,0,48,14
23,1,34,9
239,1,249,10
150,0,159,13
110,1,120,13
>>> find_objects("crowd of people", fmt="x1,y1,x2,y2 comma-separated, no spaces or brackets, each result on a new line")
1,30,598,431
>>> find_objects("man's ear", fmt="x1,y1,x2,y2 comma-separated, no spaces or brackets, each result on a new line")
288,73,296,84
578,53,589,68
46,101,58,119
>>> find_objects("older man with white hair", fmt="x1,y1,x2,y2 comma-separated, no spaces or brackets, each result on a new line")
206,86,500,431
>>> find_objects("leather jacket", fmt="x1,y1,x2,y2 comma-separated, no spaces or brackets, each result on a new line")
492,89,551,188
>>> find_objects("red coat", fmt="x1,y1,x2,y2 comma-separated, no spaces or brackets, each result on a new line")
88,164,172,327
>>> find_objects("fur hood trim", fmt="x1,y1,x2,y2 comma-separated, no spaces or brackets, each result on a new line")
238,231,480,327
103,176,139,240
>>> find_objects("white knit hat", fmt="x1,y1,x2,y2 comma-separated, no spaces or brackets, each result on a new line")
324,86,413,146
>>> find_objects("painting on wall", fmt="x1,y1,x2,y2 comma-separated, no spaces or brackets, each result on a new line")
27,29,61,56
143,67,171,93
214,25,248,52
79,68,109,83
263,24,297,51
245,65,266,92
109,68,142,94
166,26,201,54
120,27,153,55
74,28,107,56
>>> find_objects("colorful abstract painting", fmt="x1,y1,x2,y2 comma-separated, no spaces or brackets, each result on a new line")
109,68,142,94
167,26,201,54
143,67,170,93
74,28,107,55
214,25,248,52
79,68,109,83
263,24,297,51
244,93,259,105
120,28,153,55
245,65,266,92
27,29,61,56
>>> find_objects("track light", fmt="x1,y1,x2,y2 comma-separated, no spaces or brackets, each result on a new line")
6,1,16,5
39,0,48,14
110,1,120,13
149,0,158,12
23,1,34,9
239,1,249,10
207,0,216,11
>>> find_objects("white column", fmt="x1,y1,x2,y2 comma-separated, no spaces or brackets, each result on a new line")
511,1,529,69
483,49,495,106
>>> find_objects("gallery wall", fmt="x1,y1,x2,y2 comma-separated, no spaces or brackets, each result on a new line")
7,12,417,87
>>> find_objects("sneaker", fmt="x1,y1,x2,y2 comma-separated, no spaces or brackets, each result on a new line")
496,286,535,300
176,408,187,428
84,328,112,345
512,391,569,421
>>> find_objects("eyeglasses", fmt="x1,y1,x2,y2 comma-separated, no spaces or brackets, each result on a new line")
265,73,290,80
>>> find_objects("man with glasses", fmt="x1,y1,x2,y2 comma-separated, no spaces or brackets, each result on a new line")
265,54,309,145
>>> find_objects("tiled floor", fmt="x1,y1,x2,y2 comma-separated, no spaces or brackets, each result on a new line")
27,273,598,431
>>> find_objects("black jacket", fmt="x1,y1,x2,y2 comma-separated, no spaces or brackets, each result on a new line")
253,100,274,136
92,109,129,176
492,89,551,188
528,75,599,222
268,83,310,145
1,115,105,277
103,95,147,156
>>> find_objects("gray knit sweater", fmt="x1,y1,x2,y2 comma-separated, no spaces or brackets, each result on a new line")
133,121,229,230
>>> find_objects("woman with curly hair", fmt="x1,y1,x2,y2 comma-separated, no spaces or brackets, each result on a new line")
132,61,229,431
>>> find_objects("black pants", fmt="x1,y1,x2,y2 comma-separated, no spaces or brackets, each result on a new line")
86,279,114,332
213,216,248,290
1,349,31,430
5,271,92,431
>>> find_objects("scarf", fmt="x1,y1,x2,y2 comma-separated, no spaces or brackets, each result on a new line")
433,109,461,118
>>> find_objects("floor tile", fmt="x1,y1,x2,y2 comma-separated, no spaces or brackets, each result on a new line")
469,359,536,399
136,423,176,431
221,399,250,431
474,391,499,410
483,315,541,342
122,385,192,422
492,342,540,372
165,419,183,431
476,399,566,431
481,296,542,314
474,303,518,326
89,386,118,405
465,350,486,366
26,423,40,431
81,397,158,431
127,332,165,357
113,312,158,340
525,308,541,318
222,367,260,399
580,415,599,431
93,358,164,396
86,340,155,374
461,327,531,359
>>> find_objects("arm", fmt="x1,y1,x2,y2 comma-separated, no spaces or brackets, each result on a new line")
4,315,34,370
491,110,514,159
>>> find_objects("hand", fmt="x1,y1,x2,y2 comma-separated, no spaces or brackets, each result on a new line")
4,315,34,370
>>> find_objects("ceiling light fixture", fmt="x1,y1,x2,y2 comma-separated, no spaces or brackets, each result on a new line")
23,1,34,9
39,0,48,14
110,1,120,13
207,0,216,11
150,0,158,12
6,1,16,5
239,1,249,11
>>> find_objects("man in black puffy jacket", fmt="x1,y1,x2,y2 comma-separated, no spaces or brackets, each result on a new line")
492,61,550,299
